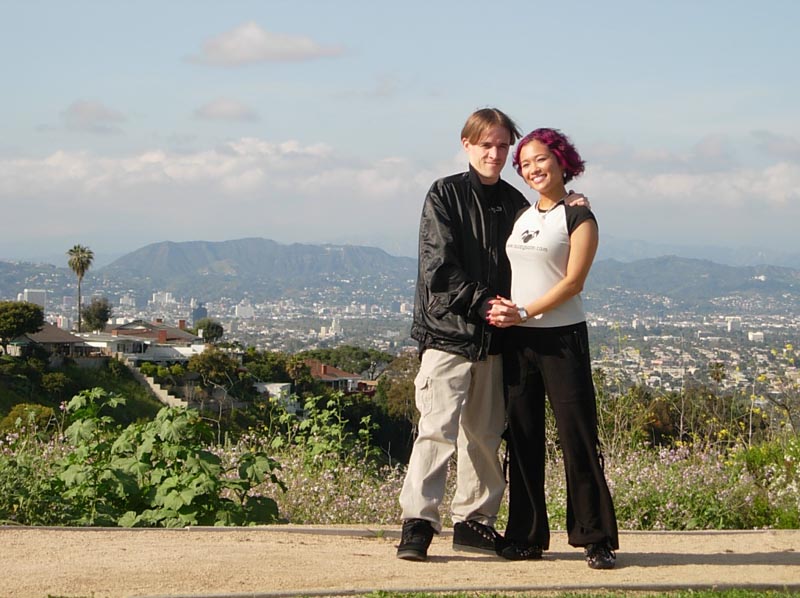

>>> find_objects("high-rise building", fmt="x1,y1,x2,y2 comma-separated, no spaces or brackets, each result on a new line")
726,317,742,332
21,289,47,309
192,304,208,326
330,317,343,335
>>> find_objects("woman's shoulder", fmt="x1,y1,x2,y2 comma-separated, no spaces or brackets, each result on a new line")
563,202,597,233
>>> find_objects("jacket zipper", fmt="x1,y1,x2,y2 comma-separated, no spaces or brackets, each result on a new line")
479,196,500,360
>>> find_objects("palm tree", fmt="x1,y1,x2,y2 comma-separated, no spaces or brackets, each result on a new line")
66,244,94,332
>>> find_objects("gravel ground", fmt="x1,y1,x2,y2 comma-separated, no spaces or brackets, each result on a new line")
2,525,799,598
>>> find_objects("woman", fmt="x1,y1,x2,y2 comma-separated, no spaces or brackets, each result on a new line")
487,128,619,569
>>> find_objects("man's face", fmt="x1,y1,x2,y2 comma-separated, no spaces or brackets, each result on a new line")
462,125,512,184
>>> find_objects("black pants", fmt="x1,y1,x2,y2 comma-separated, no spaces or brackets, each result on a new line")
503,322,619,550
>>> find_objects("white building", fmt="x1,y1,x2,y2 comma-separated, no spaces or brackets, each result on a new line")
235,301,255,319
151,291,175,306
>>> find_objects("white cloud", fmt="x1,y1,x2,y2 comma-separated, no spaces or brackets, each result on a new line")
580,160,800,248
751,130,800,162
589,135,738,175
194,98,259,122
0,137,432,257
585,161,800,209
3,135,798,259
192,22,344,66
689,134,738,171
61,100,126,134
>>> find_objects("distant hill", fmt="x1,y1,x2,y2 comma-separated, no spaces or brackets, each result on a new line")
2,239,799,312
597,236,800,269
586,255,800,312
99,238,417,301
0,260,72,303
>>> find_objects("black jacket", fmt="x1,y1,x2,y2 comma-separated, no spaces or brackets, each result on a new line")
411,166,529,361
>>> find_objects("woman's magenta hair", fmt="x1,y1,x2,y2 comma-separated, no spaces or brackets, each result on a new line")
512,128,585,183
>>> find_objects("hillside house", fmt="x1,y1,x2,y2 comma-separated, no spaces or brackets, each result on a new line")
9,322,89,358
305,359,362,393
79,319,205,364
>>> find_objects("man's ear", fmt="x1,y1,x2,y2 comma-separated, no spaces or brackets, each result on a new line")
461,137,470,152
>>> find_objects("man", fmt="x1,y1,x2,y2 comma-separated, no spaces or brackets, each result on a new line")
397,108,528,561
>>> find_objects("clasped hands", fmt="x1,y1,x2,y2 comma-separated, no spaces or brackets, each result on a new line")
487,296,521,328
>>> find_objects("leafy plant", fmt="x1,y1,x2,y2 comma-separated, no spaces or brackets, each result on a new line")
0,407,65,525
268,392,379,468
111,406,284,527
6,387,285,527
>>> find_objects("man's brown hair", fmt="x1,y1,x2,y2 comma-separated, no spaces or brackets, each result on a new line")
461,107,521,144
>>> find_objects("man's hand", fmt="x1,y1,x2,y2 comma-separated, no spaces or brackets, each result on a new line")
566,190,590,209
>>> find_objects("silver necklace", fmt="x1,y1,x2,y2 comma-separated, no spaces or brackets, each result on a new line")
536,191,571,215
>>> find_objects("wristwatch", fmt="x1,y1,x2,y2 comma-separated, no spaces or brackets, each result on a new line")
517,306,529,323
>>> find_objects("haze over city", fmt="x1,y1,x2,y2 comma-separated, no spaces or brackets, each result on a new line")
2,0,798,265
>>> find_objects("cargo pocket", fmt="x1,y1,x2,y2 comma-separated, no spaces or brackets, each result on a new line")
414,373,434,417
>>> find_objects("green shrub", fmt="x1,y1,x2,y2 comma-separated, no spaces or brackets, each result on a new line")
111,406,284,527
0,403,55,436
1,387,283,527
2,384,798,530
602,441,800,530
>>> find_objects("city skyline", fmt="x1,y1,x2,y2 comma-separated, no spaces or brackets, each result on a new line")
2,1,799,264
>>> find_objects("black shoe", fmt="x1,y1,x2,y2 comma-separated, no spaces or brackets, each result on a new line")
499,541,543,561
452,520,502,554
397,518,436,561
585,540,616,569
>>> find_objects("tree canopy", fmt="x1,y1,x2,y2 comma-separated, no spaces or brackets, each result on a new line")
374,351,419,425
187,347,242,391
296,345,394,376
81,297,113,332
193,318,224,344
0,301,45,354
243,349,290,382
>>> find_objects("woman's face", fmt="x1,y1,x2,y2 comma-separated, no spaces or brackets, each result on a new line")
517,139,565,195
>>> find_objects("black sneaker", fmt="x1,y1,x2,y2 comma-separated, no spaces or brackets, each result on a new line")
499,541,543,561
397,518,436,561
452,520,502,554
585,541,616,569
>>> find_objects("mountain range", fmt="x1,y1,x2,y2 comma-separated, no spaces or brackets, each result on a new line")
1,237,799,311
12,236,800,271
587,256,800,309
596,236,800,269
101,238,416,295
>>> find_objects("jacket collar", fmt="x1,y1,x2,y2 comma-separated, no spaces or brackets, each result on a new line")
468,164,502,203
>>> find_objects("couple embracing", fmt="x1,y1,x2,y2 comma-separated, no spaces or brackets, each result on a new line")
397,108,619,570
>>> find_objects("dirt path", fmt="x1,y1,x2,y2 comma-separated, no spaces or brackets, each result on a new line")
2,525,799,598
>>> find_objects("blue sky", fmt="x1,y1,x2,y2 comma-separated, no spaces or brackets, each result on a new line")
2,0,799,264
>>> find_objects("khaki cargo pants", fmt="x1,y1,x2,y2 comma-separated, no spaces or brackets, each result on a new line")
399,348,506,532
